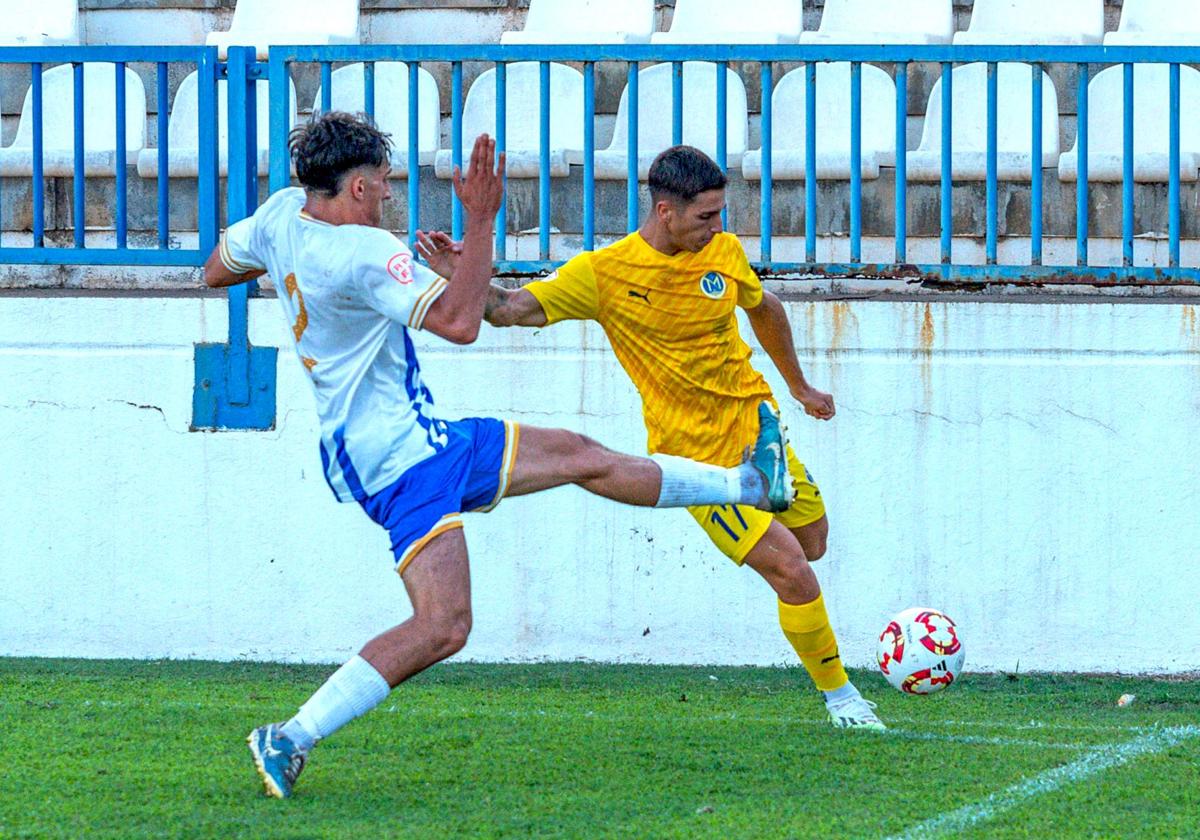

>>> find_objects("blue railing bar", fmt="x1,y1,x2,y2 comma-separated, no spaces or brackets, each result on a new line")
320,61,332,113
197,48,220,254
226,46,256,406
583,61,595,251
0,248,207,266
1169,63,1180,268
894,61,907,263
986,61,997,265
850,61,862,264
495,61,508,258
626,61,638,234
451,61,462,240
716,61,728,229
115,62,127,249
939,62,951,267
0,46,211,63
263,43,1200,65
760,61,773,264
539,60,551,261
671,61,683,146
72,63,84,249
267,56,291,194
31,63,43,247
407,60,419,251
156,62,169,249
1122,62,1134,268
1076,62,1089,266
804,61,816,263
364,61,376,120
1031,62,1043,266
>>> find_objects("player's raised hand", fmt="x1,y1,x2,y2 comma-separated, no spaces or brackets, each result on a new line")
793,384,836,421
452,133,506,221
415,230,462,279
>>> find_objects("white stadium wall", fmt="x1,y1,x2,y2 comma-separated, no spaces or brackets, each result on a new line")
1,293,1198,674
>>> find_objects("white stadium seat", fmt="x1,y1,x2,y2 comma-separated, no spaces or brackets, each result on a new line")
1103,0,1200,46
907,62,1060,182
1058,64,1200,183
652,0,803,45
953,0,1104,45
206,0,359,60
800,0,953,45
136,70,297,178
434,63,583,180
593,62,748,180
500,0,654,45
314,63,440,176
0,0,78,45
742,63,896,181
0,64,145,177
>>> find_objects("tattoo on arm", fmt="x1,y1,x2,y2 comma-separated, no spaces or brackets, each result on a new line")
483,284,510,324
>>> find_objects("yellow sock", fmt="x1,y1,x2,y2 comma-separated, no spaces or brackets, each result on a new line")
778,594,849,692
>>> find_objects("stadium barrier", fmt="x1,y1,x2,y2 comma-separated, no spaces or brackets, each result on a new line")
0,43,1197,431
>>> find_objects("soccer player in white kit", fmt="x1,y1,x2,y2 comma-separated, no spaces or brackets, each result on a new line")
203,112,793,799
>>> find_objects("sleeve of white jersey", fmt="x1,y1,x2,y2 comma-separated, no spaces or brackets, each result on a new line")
354,229,449,330
219,213,267,275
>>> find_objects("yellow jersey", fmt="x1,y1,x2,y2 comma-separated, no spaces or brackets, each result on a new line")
525,231,773,466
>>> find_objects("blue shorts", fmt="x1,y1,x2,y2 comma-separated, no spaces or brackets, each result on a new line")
359,417,518,573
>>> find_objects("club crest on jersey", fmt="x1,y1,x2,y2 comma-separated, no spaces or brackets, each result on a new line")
387,253,414,285
700,271,726,299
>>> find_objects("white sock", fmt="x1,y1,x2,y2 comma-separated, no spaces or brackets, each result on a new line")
650,454,766,508
280,655,391,752
823,681,860,704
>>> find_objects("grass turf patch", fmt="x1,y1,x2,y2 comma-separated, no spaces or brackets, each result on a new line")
0,659,1197,839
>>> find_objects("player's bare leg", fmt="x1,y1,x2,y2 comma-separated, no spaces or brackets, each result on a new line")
790,514,829,563
505,425,789,510
742,521,884,731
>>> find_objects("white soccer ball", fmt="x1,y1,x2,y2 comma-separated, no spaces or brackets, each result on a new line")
876,607,965,695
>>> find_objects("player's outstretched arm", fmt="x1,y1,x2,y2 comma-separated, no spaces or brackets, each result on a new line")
422,133,506,345
483,284,548,328
745,289,836,421
202,246,266,288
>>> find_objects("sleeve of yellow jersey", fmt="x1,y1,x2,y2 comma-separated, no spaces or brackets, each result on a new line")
523,252,600,324
726,234,764,310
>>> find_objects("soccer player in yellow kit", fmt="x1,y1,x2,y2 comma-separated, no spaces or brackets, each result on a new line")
420,145,883,729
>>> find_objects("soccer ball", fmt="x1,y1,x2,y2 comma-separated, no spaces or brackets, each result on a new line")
876,607,965,695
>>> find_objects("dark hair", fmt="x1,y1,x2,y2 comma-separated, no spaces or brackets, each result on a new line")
647,145,727,205
289,111,393,197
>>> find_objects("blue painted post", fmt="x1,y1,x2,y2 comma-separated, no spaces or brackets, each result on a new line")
986,61,997,265
157,61,169,249
32,63,44,248
627,62,639,233
1122,62,1134,268
1031,63,1043,266
804,61,816,263
939,62,952,266
364,62,376,119
451,61,463,239
850,61,862,264
320,61,332,113
1169,63,1180,268
583,61,595,251
268,54,292,193
1077,62,1089,266
672,61,683,146
717,61,728,229
115,62,127,249
72,62,84,249
225,46,256,407
407,60,419,251
761,61,773,265
539,60,550,261
197,50,219,255
895,61,907,263
496,61,508,258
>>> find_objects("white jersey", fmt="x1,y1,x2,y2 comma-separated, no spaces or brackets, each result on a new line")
220,187,451,503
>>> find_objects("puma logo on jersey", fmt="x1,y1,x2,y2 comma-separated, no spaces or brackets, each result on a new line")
627,289,652,304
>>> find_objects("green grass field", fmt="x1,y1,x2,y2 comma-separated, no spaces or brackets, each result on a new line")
1,659,1197,839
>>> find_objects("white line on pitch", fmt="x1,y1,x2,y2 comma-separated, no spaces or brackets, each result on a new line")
884,724,1200,840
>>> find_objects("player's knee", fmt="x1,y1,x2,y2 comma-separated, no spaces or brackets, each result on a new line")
424,606,473,659
553,430,611,482
804,537,828,562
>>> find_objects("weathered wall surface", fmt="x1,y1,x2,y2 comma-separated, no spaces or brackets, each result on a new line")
1,292,1197,673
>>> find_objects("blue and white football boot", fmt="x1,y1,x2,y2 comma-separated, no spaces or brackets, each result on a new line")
751,401,795,513
247,722,308,799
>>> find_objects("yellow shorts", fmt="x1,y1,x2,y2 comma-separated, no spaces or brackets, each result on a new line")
687,445,826,565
